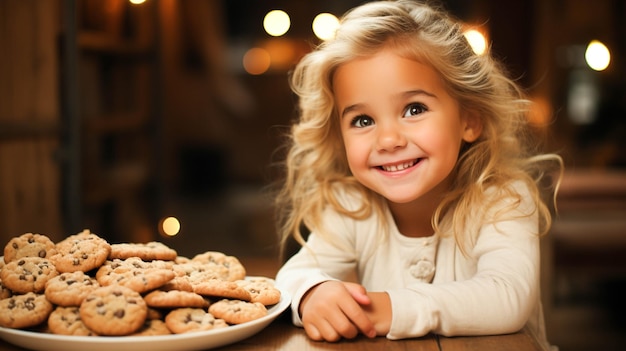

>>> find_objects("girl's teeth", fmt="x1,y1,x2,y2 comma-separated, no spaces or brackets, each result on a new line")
382,160,416,172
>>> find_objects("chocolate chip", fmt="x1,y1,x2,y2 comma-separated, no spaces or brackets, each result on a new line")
24,301,36,311
114,309,125,318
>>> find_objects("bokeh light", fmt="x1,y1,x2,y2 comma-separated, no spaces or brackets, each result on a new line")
243,47,271,75
263,10,290,37
160,217,180,237
463,29,487,55
263,39,297,70
312,13,340,41
585,40,610,71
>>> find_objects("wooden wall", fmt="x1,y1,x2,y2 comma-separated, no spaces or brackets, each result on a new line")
0,0,64,244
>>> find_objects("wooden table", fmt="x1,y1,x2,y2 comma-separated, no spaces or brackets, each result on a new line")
214,314,544,351
0,313,544,351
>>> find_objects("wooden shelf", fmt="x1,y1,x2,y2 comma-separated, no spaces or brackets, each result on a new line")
78,31,154,56
84,112,148,133
83,162,149,205
0,120,59,139
73,0,161,242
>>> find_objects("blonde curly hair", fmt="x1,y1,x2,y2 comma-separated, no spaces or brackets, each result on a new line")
275,0,562,257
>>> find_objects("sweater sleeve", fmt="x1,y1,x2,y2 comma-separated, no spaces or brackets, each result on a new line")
275,211,359,326
387,195,541,339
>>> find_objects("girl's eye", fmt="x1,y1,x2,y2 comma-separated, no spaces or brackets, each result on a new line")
351,115,374,128
403,103,428,117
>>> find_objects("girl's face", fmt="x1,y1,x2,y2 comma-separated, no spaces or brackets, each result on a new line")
333,48,481,205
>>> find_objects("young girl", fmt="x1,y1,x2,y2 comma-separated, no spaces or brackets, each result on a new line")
274,0,562,349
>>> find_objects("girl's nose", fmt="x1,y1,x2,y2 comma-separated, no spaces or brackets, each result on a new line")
376,121,407,151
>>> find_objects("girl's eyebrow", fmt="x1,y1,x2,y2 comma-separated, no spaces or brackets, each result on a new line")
340,89,437,119
403,89,437,99
340,104,364,119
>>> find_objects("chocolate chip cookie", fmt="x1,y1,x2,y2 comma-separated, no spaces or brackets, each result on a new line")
79,285,147,336
0,292,53,328
0,257,58,294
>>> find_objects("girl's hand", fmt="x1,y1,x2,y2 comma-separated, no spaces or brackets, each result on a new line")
343,283,392,336
299,281,377,341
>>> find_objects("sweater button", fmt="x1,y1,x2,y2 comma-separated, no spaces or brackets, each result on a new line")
409,259,435,281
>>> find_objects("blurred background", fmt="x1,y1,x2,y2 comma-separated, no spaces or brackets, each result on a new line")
0,0,624,349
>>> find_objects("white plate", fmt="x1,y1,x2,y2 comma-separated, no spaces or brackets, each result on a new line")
0,287,291,351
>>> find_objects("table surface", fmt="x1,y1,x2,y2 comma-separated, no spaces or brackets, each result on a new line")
0,313,544,351
215,314,544,351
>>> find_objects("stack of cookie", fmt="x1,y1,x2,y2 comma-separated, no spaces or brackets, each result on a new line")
0,230,281,336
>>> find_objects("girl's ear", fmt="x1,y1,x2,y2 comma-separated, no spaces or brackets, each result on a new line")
462,112,483,143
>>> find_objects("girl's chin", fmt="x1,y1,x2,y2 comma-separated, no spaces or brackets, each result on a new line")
378,192,422,204
384,197,420,204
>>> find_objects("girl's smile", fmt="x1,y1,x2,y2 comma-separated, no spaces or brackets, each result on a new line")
377,158,420,173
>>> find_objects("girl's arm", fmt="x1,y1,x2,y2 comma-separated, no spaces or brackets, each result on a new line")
362,291,392,335
276,223,363,330
386,200,542,339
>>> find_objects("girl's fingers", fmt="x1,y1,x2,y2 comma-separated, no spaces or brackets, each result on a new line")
343,282,372,305
303,322,322,341
305,318,341,342
304,302,361,341
329,314,360,339
340,301,376,338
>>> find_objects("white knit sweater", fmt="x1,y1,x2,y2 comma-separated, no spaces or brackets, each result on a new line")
275,183,552,350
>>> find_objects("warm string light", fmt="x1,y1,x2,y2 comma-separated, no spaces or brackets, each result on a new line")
250,12,611,79
312,13,340,41
159,216,180,237
244,10,340,75
243,48,271,75
263,10,291,37
585,40,610,71
463,27,487,56
253,10,490,74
